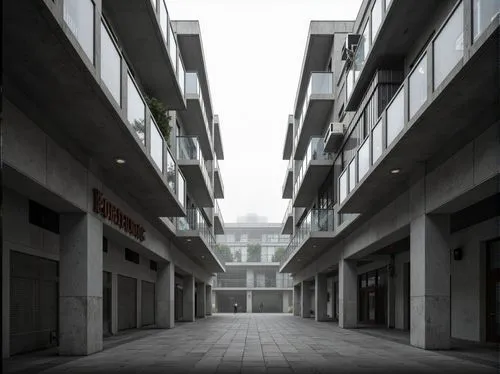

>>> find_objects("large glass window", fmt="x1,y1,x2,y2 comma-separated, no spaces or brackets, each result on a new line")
160,0,168,41
473,0,500,41
348,158,356,193
386,88,405,146
63,0,94,63
166,148,176,192
150,117,164,172
433,2,464,90
371,0,383,44
100,21,121,105
371,119,383,164
339,170,348,203
127,74,145,144
409,54,428,119
358,138,370,181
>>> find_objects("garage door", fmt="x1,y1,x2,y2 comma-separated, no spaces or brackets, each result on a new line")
10,251,58,355
141,281,155,326
118,275,137,331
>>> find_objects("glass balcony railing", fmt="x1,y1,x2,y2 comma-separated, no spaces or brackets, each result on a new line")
281,200,293,227
282,158,293,193
281,208,335,267
214,200,224,226
214,155,224,192
294,72,334,149
185,72,212,145
213,275,293,288
177,136,213,197
293,137,333,198
177,206,219,258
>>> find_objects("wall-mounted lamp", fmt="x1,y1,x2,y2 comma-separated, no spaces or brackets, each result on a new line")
453,247,463,261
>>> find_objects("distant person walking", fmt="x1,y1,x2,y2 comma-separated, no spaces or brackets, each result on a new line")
233,302,238,314
259,302,264,313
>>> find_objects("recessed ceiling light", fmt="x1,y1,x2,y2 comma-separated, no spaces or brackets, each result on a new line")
312,245,317,248
390,168,401,174
297,259,301,262
186,238,192,242
115,158,126,164
201,255,205,259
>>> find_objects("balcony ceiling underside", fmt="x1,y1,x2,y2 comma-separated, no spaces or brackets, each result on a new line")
3,0,185,218
339,27,500,214
282,171,293,199
176,32,214,121
176,232,225,273
294,97,334,160
295,34,335,118
214,215,224,235
282,120,294,160
178,162,214,207
214,170,224,199
281,216,293,235
293,162,334,207
346,0,444,110
103,0,185,110
179,99,213,160
280,233,335,274
214,121,224,160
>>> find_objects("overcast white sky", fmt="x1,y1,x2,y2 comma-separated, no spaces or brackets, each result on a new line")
168,0,362,223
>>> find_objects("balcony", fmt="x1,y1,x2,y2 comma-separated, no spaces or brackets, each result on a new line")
293,137,334,207
281,158,293,199
213,115,224,160
344,0,448,111
177,136,214,207
102,0,185,109
214,157,225,199
339,1,499,214
177,207,225,273
282,115,294,160
281,201,293,235
182,72,214,160
280,209,335,273
294,72,334,160
3,0,187,218
214,201,225,235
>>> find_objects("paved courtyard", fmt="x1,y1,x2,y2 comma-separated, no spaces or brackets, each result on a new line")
4,314,498,374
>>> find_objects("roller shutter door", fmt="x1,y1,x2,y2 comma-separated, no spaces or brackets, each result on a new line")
141,281,155,326
10,251,58,355
118,275,137,331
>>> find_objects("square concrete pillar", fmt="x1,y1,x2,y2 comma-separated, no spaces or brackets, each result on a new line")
196,282,206,318
59,213,103,356
301,281,312,318
315,274,328,321
410,214,451,349
182,275,195,322
282,291,290,313
205,285,212,316
156,261,175,328
246,290,253,312
293,284,301,316
136,280,142,328
339,258,357,328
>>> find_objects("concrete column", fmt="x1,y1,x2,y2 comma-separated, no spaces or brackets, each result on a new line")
205,285,212,316
315,274,328,321
282,291,289,313
213,291,217,313
293,284,301,316
59,213,103,355
410,214,450,349
246,290,253,313
339,257,357,328
111,273,118,334
182,275,195,322
136,280,142,328
196,282,206,318
156,261,175,328
301,281,312,318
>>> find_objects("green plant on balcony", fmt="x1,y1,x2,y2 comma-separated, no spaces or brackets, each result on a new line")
272,247,286,262
146,96,172,144
247,243,261,262
233,249,242,262
215,243,233,263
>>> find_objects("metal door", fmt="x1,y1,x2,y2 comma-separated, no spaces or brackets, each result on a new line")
141,281,155,326
103,271,112,336
117,275,137,331
487,238,500,342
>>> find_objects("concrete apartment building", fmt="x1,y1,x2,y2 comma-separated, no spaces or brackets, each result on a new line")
280,0,499,349
2,0,226,357
213,217,293,313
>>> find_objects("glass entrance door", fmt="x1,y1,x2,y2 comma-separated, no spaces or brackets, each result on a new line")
487,238,500,342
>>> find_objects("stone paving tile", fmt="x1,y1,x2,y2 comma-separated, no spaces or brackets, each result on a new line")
4,314,498,374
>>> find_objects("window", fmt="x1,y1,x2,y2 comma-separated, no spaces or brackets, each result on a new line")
150,260,158,271
371,0,383,44
125,248,140,264
63,0,94,63
409,54,428,119
473,0,500,41
29,200,60,234
127,74,145,144
433,2,464,90
100,21,121,104
386,88,405,146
